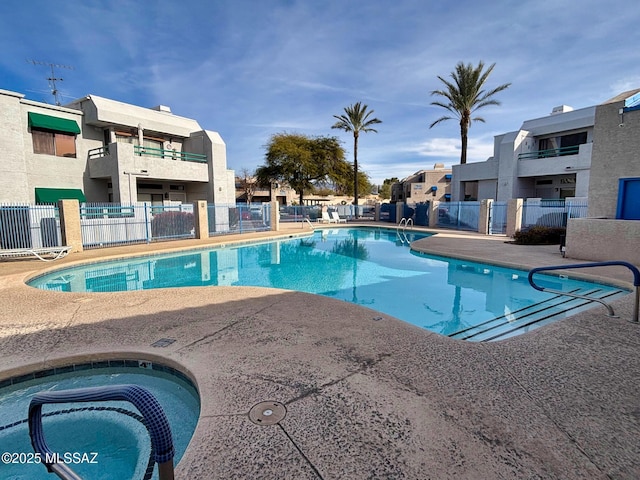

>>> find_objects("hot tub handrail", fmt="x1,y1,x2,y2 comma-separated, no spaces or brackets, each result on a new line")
528,261,640,323
28,384,175,480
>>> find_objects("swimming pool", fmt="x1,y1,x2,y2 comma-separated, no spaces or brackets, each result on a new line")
28,228,628,341
0,360,199,479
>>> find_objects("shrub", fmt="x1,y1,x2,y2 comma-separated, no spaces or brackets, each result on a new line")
513,226,565,245
151,211,194,238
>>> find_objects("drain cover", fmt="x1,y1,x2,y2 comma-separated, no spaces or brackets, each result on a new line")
248,401,287,426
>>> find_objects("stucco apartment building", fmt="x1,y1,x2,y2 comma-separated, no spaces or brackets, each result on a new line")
0,89,235,206
451,104,595,202
445,87,639,264
565,88,640,265
391,164,452,204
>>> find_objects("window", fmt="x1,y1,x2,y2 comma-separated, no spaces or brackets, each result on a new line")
28,112,79,158
116,131,137,144
32,129,77,157
116,131,164,150
560,132,587,148
538,138,551,151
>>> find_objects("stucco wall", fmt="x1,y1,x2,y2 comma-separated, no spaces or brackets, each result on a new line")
496,131,521,201
452,160,498,201
477,180,498,200
566,218,640,267
0,90,29,203
588,97,640,218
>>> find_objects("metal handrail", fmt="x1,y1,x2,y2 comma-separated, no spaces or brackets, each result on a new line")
397,218,413,244
518,145,580,160
29,384,175,480
528,261,640,323
397,218,407,244
397,217,414,232
134,145,207,163
304,218,315,229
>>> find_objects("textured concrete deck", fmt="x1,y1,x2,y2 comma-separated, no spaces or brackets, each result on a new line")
1,223,639,479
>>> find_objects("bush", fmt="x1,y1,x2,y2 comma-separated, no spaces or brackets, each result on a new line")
513,226,565,245
151,211,194,238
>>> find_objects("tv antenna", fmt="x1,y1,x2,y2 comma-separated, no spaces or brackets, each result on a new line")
27,60,75,106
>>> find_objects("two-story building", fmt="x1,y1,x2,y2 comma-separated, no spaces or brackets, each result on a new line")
390,164,452,204
565,88,640,265
0,89,235,206
451,104,594,202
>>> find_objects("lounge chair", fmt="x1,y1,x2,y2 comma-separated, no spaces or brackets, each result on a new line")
318,211,336,223
0,246,71,262
330,212,347,223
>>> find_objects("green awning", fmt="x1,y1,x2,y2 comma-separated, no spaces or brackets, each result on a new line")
28,112,81,134
35,188,86,204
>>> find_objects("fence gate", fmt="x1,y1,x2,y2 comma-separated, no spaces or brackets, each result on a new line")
436,201,480,231
488,201,508,235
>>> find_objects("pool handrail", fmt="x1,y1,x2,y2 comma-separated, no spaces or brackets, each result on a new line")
28,384,175,480
304,217,315,229
396,218,414,244
528,261,640,323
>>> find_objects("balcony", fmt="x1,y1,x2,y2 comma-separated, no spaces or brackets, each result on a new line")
88,145,207,163
88,143,209,182
518,143,591,178
518,145,580,160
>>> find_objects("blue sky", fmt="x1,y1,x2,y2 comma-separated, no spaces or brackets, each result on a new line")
1,0,639,184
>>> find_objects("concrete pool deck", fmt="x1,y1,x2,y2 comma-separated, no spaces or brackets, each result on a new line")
1,223,638,479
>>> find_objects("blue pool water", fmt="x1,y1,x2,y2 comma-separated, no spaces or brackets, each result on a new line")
0,362,199,480
28,228,628,341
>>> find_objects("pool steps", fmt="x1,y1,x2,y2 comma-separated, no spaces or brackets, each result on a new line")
449,287,628,342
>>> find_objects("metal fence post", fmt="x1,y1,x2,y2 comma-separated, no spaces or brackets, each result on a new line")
144,203,150,243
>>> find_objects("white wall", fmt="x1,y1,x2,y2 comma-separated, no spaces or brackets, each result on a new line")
0,90,29,203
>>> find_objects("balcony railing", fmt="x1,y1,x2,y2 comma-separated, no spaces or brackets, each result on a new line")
135,145,207,163
88,145,110,159
88,145,208,163
518,145,580,160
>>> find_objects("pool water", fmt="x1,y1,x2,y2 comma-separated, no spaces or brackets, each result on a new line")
0,362,200,480
28,228,628,341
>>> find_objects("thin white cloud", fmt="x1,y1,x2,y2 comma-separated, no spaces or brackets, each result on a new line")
2,0,639,188
399,137,493,162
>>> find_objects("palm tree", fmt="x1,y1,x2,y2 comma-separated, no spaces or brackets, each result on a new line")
430,61,510,164
332,102,381,217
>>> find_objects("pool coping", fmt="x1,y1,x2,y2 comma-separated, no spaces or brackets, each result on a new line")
0,353,199,391
21,224,636,291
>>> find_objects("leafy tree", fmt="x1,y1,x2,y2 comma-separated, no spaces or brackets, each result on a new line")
430,61,510,164
334,170,372,198
256,133,349,205
332,102,381,217
378,177,399,200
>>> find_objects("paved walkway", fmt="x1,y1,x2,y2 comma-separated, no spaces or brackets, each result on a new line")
1,223,638,479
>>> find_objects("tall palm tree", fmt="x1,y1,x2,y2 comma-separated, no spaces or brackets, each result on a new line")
332,102,381,217
430,61,510,164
